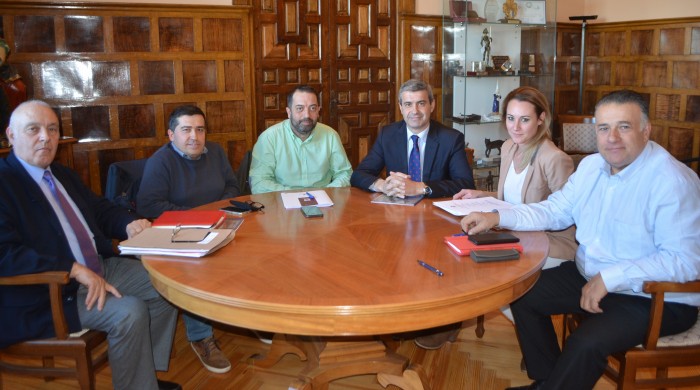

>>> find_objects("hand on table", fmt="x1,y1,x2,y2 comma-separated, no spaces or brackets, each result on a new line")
460,211,500,235
126,219,151,238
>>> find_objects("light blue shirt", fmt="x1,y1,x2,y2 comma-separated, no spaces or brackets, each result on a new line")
499,141,700,306
16,157,97,267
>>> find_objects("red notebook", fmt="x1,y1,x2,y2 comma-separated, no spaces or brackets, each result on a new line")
152,210,226,229
444,235,523,256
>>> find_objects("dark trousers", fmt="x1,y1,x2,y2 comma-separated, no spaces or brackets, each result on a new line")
511,261,698,390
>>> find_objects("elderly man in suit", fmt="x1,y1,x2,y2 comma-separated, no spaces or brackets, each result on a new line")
0,100,180,390
351,79,475,199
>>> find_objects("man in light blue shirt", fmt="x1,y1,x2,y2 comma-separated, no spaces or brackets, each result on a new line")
249,85,352,194
462,90,700,390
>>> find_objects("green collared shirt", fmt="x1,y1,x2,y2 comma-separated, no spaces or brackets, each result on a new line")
250,119,352,194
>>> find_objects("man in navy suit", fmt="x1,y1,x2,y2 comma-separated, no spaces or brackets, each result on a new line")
351,79,475,349
351,79,474,198
0,100,180,390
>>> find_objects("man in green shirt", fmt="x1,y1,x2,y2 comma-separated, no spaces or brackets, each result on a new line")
250,85,352,194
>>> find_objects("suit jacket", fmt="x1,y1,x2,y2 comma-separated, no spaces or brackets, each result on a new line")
351,120,475,198
0,152,135,348
497,138,578,260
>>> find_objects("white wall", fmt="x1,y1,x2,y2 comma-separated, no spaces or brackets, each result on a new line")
416,0,699,22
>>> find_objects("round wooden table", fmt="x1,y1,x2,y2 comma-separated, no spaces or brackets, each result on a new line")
143,187,548,389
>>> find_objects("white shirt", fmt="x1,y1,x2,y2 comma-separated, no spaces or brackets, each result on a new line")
499,142,700,306
503,161,528,205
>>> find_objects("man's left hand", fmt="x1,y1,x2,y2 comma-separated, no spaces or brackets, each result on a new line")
581,274,608,313
386,171,424,197
126,219,151,238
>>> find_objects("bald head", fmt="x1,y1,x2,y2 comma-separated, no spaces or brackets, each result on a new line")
6,100,60,169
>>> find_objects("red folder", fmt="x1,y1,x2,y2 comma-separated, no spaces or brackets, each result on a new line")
152,210,226,229
444,235,523,256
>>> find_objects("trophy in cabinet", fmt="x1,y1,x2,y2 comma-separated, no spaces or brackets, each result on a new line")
480,28,492,65
500,0,522,24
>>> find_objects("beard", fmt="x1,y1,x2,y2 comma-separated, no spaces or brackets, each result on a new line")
290,117,317,136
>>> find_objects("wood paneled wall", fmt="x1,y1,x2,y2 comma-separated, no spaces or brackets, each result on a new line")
556,17,700,165
1,2,255,194
397,14,443,121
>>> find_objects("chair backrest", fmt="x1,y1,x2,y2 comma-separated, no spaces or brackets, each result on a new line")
559,114,597,154
237,150,252,196
104,159,148,214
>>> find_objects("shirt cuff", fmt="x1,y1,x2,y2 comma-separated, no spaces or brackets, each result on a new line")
496,208,517,229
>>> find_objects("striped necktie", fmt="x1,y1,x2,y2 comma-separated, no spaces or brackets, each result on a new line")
43,171,103,276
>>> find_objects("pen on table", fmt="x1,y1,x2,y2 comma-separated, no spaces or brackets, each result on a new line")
417,260,444,277
305,191,315,199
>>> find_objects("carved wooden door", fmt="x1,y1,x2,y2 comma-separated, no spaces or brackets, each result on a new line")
254,0,395,166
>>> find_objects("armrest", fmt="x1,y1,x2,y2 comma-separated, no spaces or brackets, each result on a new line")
0,271,70,286
642,280,700,350
0,271,71,339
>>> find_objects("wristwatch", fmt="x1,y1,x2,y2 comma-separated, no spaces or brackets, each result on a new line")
423,185,432,196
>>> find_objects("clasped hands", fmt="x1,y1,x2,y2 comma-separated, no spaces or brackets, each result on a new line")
376,171,425,198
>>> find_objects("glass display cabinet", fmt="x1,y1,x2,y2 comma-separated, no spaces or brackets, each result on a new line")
442,0,557,164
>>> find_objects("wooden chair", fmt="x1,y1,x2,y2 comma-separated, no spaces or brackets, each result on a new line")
557,114,597,166
0,271,109,390
603,280,700,389
565,280,700,389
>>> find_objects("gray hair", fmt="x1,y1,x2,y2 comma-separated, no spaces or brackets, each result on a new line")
398,79,434,104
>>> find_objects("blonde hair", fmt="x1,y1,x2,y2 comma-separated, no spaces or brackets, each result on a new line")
501,86,552,170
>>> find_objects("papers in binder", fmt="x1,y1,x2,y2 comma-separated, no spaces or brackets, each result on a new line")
280,190,334,209
151,210,226,229
118,228,235,257
432,196,512,216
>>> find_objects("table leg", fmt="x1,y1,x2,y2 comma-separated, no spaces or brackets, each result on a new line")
248,333,308,368
252,335,429,389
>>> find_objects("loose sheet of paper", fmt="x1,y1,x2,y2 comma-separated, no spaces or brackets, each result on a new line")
280,190,334,209
432,196,512,216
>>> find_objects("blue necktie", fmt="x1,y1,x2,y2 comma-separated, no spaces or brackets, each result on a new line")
43,171,103,276
408,135,421,182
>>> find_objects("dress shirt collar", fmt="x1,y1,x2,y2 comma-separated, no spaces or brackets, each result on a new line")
285,119,315,144
599,141,653,181
406,126,429,142
15,154,49,185
170,142,208,160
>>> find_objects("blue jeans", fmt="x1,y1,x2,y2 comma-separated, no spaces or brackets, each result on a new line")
183,312,213,341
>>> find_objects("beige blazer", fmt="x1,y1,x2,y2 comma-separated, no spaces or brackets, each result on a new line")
496,138,577,260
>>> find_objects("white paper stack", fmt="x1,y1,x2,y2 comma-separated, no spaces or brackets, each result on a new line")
118,228,235,258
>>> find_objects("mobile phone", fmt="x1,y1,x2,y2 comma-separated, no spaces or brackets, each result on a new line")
301,205,323,218
470,249,520,263
468,232,520,245
220,206,250,216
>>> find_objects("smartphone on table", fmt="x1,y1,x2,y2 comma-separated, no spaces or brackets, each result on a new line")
301,205,323,218
220,206,250,216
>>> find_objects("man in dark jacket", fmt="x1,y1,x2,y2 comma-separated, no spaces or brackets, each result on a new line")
0,100,180,390
351,79,474,198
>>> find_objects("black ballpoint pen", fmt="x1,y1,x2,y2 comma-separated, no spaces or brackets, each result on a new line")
417,260,444,277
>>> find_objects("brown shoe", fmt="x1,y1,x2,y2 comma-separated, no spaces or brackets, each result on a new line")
190,336,231,373
414,322,461,350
